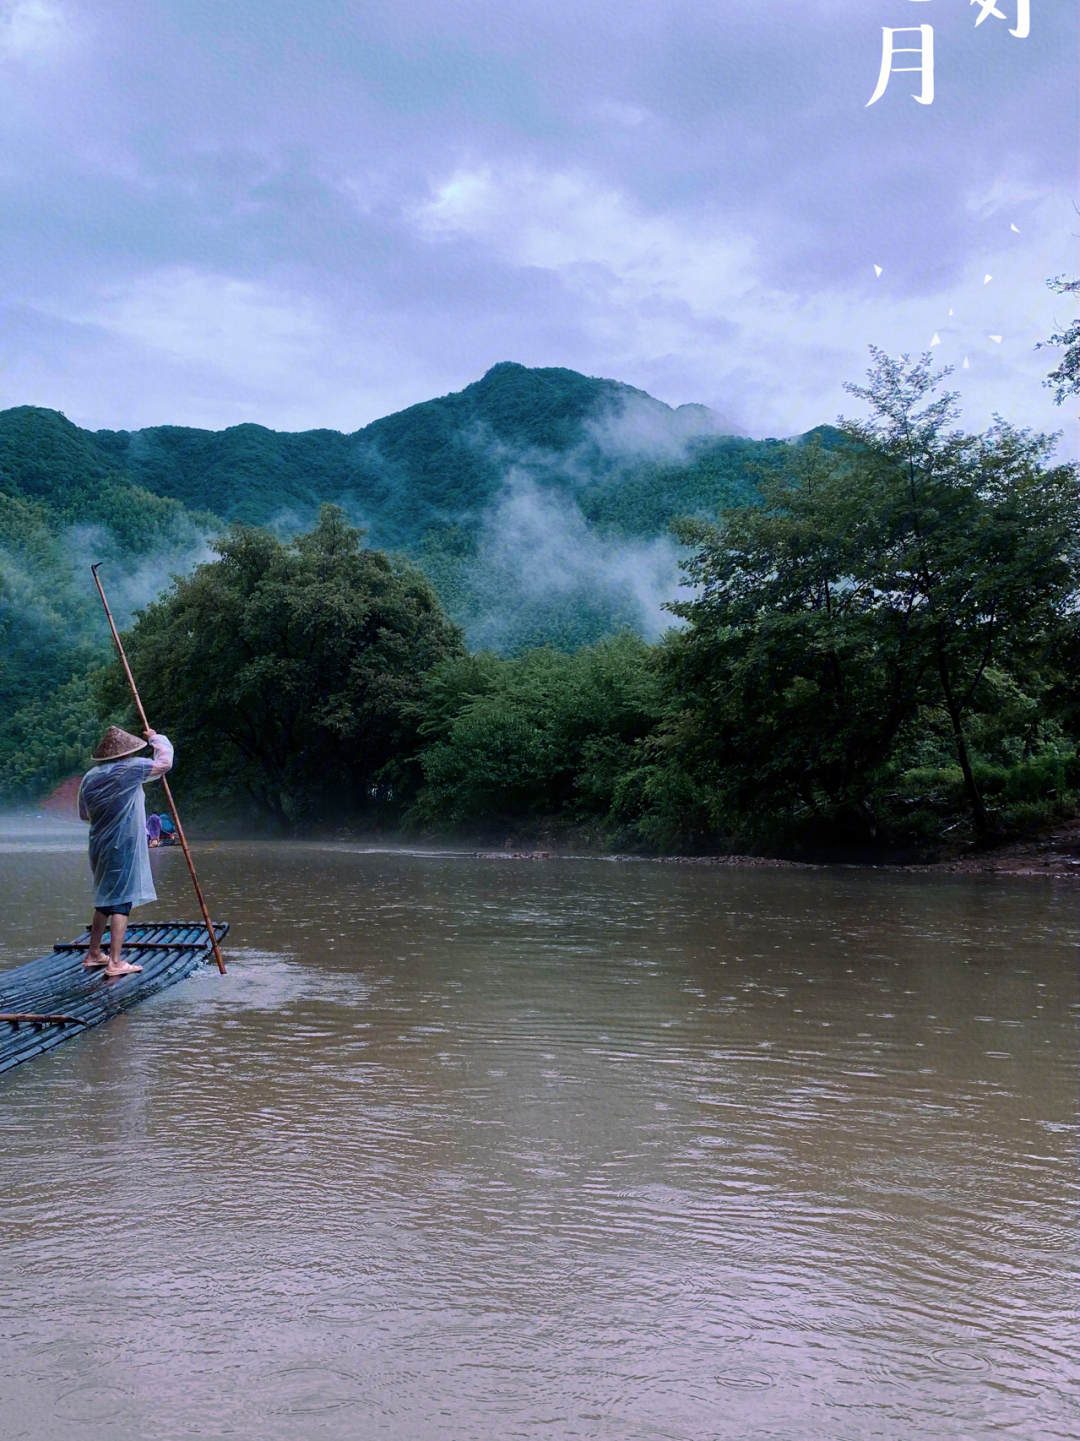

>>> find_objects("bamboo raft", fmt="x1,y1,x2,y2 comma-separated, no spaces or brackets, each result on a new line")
0,920,229,1077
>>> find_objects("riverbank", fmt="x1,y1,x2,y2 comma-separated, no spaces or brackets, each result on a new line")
462,812,1080,879
662,815,1080,878
472,845,1080,879
26,776,1080,878
469,812,1080,878
903,814,1080,879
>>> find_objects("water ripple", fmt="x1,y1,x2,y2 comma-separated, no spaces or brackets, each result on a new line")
0,846,1075,1441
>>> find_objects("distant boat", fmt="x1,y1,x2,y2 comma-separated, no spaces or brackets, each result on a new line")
0,921,228,1076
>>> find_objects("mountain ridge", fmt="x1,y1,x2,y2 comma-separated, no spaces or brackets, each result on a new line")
0,357,795,677
1,362,765,542
83,362,744,540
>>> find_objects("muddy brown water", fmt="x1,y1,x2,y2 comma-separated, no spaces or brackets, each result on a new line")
1,823,1077,1439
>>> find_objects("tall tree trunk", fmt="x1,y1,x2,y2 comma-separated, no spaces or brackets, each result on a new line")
935,637,992,840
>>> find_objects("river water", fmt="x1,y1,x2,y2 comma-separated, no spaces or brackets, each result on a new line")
1,827,1077,1440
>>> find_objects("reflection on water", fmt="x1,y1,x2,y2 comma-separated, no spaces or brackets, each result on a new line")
1,841,1076,1439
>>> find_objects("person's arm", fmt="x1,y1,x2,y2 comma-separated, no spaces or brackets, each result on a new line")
147,730,174,778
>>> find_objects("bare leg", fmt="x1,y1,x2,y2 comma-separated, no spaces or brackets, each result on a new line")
83,911,109,968
104,913,141,977
108,912,128,967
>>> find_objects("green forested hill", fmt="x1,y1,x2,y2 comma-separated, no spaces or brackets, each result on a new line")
89,363,645,535
88,362,770,545
2,405,122,513
0,405,210,545
3,364,775,548
0,362,787,800
0,407,214,800
92,421,355,529
3,361,783,663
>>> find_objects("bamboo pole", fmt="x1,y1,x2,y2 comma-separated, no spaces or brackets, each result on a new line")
90,564,226,974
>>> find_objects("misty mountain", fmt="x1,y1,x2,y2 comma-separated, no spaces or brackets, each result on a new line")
3,362,790,658
1,362,806,798
0,405,213,800
86,361,762,547
3,363,776,553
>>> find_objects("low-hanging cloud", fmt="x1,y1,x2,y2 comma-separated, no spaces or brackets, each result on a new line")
584,388,744,459
65,522,217,628
453,471,689,654
0,512,218,710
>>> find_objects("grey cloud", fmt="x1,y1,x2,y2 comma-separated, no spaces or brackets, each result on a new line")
0,0,1072,440
586,391,744,458
65,524,216,627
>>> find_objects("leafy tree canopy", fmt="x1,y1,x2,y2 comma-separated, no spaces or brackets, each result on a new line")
412,633,661,830
637,349,1079,851
100,506,465,825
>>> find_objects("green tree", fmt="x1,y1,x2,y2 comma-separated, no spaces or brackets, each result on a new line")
654,350,1079,849
0,672,106,803
411,634,661,830
102,505,465,825
1037,276,1080,407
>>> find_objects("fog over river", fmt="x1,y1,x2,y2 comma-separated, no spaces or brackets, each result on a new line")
1,830,1076,1439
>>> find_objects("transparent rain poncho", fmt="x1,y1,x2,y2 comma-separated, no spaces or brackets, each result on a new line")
78,758,159,910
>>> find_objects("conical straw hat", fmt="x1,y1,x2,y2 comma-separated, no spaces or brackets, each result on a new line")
91,726,147,762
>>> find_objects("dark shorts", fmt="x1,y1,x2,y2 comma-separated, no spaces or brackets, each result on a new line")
95,903,132,917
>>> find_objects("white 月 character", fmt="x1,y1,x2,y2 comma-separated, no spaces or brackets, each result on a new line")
866,25,934,106
970,0,1029,38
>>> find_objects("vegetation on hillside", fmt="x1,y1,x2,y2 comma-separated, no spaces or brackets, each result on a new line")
0,408,212,801
1,363,770,798
91,363,759,542
4,354,1077,857
91,361,773,648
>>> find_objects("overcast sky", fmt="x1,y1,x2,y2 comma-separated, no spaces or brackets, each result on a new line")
0,0,1075,444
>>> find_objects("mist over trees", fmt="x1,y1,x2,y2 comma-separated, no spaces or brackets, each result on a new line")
0,407,211,801
3,355,1078,855
0,364,771,798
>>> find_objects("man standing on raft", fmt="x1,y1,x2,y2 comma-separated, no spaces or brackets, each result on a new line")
78,726,174,976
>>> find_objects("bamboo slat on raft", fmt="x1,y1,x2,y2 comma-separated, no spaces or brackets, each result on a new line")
0,921,229,1076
